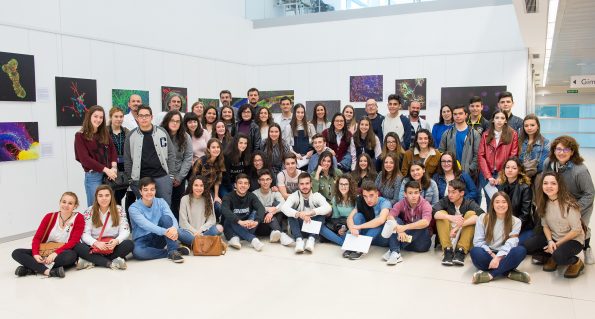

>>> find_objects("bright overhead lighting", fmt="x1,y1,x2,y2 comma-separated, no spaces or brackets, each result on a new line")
543,0,559,87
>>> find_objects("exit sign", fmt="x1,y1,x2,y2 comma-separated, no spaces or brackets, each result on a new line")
567,89,579,93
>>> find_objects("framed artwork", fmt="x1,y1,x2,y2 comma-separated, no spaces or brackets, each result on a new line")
306,100,341,121
256,90,294,113
112,89,149,114
0,122,39,162
0,51,36,102
350,75,383,102
395,78,426,109
55,76,97,126
441,86,507,118
231,97,247,109
161,86,187,112
199,98,220,109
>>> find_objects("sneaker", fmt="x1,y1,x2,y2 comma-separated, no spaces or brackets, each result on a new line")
343,250,353,258
584,247,594,265
452,248,466,266
49,266,65,278
15,266,35,277
305,236,316,252
110,257,127,270
349,251,364,260
168,251,184,263
280,233,295,246
508,269,531,283
381,219,397,238
295,238,305,253
228,236,241,250
441,247,454,266
177,246,190,256
382,249,391,261
531,254,546,265
270,230,281,243
387,251,403,265
564,258,585,279
472,271,492,284
251,238,264,251
76,258,95,270
543,257,558,272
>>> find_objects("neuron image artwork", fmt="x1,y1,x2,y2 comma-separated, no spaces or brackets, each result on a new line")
161,86,187,112
0,51,36,102
55,77,97,126
199,98,219,109
112,89,149,114
256,90,294,113
350,75,383,102
0,122,40,162
395,78,427,109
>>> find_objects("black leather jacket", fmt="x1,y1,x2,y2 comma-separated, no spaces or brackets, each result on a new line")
499,180,534,231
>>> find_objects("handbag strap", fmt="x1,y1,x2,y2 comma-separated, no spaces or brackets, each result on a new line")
41,212,58,243
97,212,111,240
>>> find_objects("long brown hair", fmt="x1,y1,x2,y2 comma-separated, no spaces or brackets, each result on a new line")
484,191,513,243
256,107,274,128
310,103,328,126
435,151,462,178
334,175,357,207
205,138,225,170
185,176,214,219
352,153,377,183
406,161,430,189
497,157,531,185
536,171,580,218
290,103,310,137
262,123,287,163
353,117,377,151
548,135,584,165
380,152,401,185
80,105,110,144
91,185,120,228
343,105,357,132
486,110,513,145
381,132,404,161
519,114,545,153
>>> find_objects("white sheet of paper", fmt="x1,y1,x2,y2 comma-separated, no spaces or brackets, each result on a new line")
341,234,373,253
484,183,498,200
301,220,322,234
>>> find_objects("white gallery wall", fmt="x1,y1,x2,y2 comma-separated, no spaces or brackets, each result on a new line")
0,0,529,239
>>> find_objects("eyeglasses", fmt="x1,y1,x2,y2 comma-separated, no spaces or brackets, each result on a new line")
555,148,571,154
138,114,151,119
441,160,453,163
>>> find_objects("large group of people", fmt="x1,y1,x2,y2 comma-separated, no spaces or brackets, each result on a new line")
11,88,593,284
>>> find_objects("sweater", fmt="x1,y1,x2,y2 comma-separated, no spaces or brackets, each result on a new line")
31,212,85,256
389,196,433,225
375,173,403,205
473,213,521,256
178,195,216,235
191,129,211,162
400,148,442,177
74,132,118,172
311,169,342,202
170,133,193,182
542,201,585,245
81,206,130,246
368,114,385,146
253,188,285,212
382,114,412,150
124,125,176,181
221,191,265,223
129,198,178,240
281,191,332,218
331,197,355,218
398,177,440,206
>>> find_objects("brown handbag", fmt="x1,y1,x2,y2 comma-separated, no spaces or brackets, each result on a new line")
38,213,65,257
192,235,227,256
90,213,114,255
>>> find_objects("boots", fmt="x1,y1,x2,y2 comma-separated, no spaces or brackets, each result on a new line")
564,258,585,279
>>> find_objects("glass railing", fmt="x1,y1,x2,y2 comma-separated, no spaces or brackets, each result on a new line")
246,0,436,20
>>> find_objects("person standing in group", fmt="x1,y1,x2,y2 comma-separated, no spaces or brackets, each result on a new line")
364,99,385,145
310,103,331,134
377,132,404,172
352,153,377,190
322,113,355,172
190,101,204,122
497,91,523,132
277,153,303,200
220,105,236,136
191,138,226,218
352,117,381,170
284,103,315,169
401,129,442,178
219,90,232,108
320,175,357,246
211,120,232,151
222,133,251,198
311,151,342,203
518,114,550,182
178,176,224,243
256,107,273,141
432,105,453,149
375,152,403,205
155,92,185,125
261,123,290,177
382,94,412,150
75,105,118,206
406,100,431,148
202,105,218,135
122,94,142,130
183,112,210,164
253,169,294,247
107,107,130,205
432,151,478,203
274,96,293,135
236,104,261,153
398,161,440,206
247,88,261,119
343,105,358,135
467,96,489,135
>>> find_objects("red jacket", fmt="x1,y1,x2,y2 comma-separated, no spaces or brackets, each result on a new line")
478,128,518,179
31,212,85,256
74,132,117,172
322,129,351,162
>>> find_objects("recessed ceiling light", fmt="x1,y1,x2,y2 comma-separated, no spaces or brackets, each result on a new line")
577,63,587,66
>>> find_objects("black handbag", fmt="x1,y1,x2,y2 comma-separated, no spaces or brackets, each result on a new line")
103,171,129,191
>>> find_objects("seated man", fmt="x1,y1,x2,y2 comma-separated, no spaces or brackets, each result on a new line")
129,177,193,263
433,179,482,266
345,181,392,260
381,181,433,265
253,169,294,246
307,134,338,174
281,172,332,254
222,173,266,251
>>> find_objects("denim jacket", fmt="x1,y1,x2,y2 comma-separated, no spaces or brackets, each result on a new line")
432,172,479,204
519,137,550,174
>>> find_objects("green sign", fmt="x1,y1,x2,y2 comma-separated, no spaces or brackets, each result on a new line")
567,89,579,93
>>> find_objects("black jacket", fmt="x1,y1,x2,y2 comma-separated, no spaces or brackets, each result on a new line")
499,180,534,231
432,197,484,216
221,191,265,224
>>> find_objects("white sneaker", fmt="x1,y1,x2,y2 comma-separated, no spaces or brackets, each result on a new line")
382,249,391,261
280,233,295,246
387,251,403,265
76,258,94,270
270,230,281,243
381,219,397,238
585,247,594,265
251,238,264,251
228,236,241,249
110,257,127,270
295,238,305,253
305,236,316,252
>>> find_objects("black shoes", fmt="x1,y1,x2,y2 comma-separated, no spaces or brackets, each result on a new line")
15,266,35,277
452,248,466,266
177,246,190,256
442,247,454,266
168,251,185,263
49,266,65,278
348,251,364,260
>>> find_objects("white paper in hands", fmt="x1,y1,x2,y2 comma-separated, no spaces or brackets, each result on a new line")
341,234,373,253
484,183,498,200
301,220,322,234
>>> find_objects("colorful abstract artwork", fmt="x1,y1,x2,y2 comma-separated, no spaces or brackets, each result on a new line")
441,86,507,118
55,77,97,126
306,100,341,121
112,89,149,114
350,75,383,102
161,86,187,112
199,98,219,109
395,78,426,109
0,122,39,162
0,51,36,102
256,90,294,113
231,97,247,109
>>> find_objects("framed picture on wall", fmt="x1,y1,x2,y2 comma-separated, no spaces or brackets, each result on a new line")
395,78,426,109
350,75,383,102
55,76,97,126
0,51,36,102
257,90,294,113
441,85,507,119
306,100,341,122
199,98,220,109
0,122,40,162
112,89,149,114
161,86,188,112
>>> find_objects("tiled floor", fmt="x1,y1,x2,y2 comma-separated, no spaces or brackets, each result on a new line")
2,150,595,319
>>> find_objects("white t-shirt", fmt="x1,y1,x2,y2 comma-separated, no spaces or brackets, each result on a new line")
47,213,79,243
277,169,303,194
382,114,404,140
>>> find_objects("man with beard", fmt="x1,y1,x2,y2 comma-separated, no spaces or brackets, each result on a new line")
407,100,431,147
123,94,142,130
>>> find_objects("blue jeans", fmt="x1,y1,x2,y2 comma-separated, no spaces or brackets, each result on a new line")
224,213,257,242
288,215,326,240
518,229,533,246
131,175,173,206
320,224,345,246
179,225,222,246
470,246,527,277
351,213,389,247
388,218,432,253
84,171,104,206
480,171,499,208
133,215,182,260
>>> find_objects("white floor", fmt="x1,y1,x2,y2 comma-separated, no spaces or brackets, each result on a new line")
2,150,595,319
